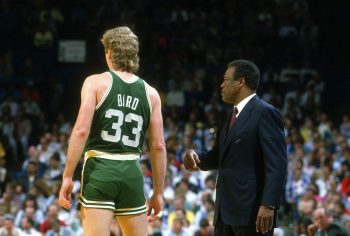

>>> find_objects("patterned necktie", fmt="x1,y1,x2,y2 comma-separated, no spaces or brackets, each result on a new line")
228,106,238,129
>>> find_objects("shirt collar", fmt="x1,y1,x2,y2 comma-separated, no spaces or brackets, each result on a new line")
235,93,256,117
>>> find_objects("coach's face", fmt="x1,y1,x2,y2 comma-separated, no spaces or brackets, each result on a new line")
221,66,240,105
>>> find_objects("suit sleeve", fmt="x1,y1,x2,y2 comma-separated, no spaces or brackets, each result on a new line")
196,128,221,171
259,106,287,209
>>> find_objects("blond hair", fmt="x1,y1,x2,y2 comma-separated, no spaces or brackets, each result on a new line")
101,26,139,73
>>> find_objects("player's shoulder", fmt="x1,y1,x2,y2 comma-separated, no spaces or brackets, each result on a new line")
85,72,110,82
83,72,111,88
143,80,159,98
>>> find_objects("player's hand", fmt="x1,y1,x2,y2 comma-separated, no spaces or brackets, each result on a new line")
147,193,163,223
183,149,200,171
59,177,74,209
256,205,274,234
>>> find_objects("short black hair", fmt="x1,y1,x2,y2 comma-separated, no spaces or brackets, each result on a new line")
228,59,260,91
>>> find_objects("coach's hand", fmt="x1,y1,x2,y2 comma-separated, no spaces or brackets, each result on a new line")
59,177,74,209
256,205,274,234
147,193,163,223
183,149,200,171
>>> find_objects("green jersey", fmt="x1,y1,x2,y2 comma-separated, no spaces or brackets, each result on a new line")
84,71,151,158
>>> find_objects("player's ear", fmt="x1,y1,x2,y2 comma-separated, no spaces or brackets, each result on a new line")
105,49,112,63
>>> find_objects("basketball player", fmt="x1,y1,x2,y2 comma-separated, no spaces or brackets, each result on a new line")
58,26,166,236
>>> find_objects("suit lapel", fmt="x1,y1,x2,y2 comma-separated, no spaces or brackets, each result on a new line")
221,96,258,161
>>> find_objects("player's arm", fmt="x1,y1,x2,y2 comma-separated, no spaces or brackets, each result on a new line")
147,86,166,195
146,85,166,220
59,76,96,209
63,76,97,178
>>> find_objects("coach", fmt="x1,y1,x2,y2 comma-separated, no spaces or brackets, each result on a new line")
184,59,287,236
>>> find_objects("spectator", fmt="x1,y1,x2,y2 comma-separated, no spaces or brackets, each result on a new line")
193,194,215,231
163,171,176,208
69,211,83,236
10,182,26,215
333,201,350,222
21,96,41,117
39,204,65,235
36,136,54,165
43,152,63,185
167,197,194,228
193,218,214,236
14,195,44,228
16,161,42,193
315,165,336,198
174,179,197,210
21,146,46,178
340,115,350,140
0,184,17,214
0,214,21,236
297,187,317,219
164,217,192,236
44,219,72,236
19,217,41,236
285,168,309,206
307,207,350,236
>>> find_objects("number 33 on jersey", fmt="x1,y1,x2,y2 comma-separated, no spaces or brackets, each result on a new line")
84,71,151,156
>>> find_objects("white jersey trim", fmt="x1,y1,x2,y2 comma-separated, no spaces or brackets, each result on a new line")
80,196,115,206
84,150,140,161
115,204,147,211
143,80,153,114
114,208,147,216
111,70,138,83
78,201,115,211
96,73,113,110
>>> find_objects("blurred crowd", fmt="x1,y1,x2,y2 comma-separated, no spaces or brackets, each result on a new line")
0,0,348,235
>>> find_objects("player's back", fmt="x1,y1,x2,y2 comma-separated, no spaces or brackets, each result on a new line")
84,71,151,159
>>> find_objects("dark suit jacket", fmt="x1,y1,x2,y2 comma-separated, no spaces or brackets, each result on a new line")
197,96,287,226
